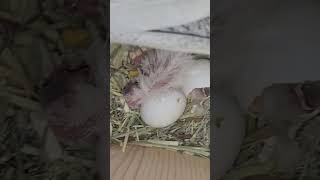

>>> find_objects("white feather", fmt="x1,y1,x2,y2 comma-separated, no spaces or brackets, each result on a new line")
137,50,194,92
125,50,210,108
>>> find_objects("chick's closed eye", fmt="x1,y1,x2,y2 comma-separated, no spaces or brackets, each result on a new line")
123,81,139,95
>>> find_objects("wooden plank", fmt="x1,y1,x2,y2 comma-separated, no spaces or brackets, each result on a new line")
110,145,210,180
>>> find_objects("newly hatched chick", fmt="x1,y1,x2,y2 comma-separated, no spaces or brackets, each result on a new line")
124,50,193,108
124,50,210,128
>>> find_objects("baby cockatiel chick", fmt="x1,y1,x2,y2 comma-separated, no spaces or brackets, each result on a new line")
40,63,105,145
124,50,210,108
124,50,210,128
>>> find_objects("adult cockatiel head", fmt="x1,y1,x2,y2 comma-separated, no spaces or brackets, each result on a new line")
124,50,210,128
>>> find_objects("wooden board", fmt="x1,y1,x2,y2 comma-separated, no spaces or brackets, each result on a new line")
110,145,210,180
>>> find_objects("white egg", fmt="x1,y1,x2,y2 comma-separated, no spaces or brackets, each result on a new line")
140,88,187,128
178,59,210,95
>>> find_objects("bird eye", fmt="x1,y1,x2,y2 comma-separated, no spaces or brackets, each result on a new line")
123,81,138,95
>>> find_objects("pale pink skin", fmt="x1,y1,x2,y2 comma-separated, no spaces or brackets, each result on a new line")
189,87,210,104
123,82,145,109
123,50,195,109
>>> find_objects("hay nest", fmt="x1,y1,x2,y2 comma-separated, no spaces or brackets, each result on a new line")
110,44,210,158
